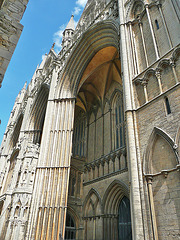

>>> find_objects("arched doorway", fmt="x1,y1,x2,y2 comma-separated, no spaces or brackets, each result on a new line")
65,213,76,240
118,196,132,240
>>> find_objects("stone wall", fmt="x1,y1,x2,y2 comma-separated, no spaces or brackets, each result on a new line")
0,0,29,87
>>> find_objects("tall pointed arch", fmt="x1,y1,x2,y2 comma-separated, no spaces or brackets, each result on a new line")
29,84,49,144
83,188,103,240
103,180,129,215
144,127,178,175
8,114,23,151
102,180,130,240
110,90,125,151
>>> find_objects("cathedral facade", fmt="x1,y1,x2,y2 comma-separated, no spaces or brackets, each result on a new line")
0,0,180,239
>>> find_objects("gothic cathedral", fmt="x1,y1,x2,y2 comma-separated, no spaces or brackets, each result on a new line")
0,1,180,240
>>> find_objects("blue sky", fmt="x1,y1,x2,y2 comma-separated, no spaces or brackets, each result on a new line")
0,0,87,144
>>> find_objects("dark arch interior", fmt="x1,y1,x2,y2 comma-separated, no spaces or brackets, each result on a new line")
65,213,76,240
118,196,132,240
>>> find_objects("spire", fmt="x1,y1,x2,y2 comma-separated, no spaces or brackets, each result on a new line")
62,15,75,49
65,15,75,31
22,81,27,90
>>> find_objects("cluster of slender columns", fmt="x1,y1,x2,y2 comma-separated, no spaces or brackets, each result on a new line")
26,90,75,239
127,3,175,77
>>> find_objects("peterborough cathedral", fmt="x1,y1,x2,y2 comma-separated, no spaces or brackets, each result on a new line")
0,0,180,239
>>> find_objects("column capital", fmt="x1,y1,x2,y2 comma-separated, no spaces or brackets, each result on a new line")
170,58,176,68
145,174,153,184
155,69,161,79
141,79,148,87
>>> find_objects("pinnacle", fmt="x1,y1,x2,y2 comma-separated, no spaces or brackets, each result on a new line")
65,15,75,31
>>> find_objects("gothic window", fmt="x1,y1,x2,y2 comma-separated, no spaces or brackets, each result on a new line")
165,97,171,114
155,20,160,30
65,213,76,240
113,94,125,150
118,197,132,240
73,109,86,157
0,201,4,215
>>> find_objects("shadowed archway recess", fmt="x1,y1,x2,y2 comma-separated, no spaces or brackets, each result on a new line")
76,46,122,112
56,20,120,99
29,85,49,144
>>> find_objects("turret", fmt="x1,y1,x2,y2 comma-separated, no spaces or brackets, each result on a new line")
62,15,75,49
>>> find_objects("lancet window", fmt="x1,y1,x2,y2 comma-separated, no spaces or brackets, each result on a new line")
65,213,76,240
72,109,86,157
118,197,132,240
113,93,125,150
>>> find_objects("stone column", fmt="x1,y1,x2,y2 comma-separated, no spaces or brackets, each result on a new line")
157,2,173,48
118,1,144,239
155,69,163,94
138,18,149,67
145,5,160,59
142,80,149,103
170,58,179,84
26,70,76,240
146,176,159,240
129,22,139,75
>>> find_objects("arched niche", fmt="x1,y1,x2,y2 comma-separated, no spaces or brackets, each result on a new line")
83,188,102,217
3,150,19,193
134,81,146,106
144,127,180,240
144,127,178,175
103,180,129,215
158,60,176,92
29,84,49,144
132,1,144,19
102,180,130,240
65,207,80,240
126,0,144,21
9,114,23,151
144,70,160,101
83,188,103,240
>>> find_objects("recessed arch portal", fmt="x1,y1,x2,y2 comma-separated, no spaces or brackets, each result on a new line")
56,20,120,99
29,84,49,144
76,46,122,112
72,43,124,162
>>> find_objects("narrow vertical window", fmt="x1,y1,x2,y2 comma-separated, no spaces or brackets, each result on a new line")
118,197,132,240
65,213,76,240
155,19,159,30
114,94,125,150
165,97,171,114
0,201,4,215
73,109,86,157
